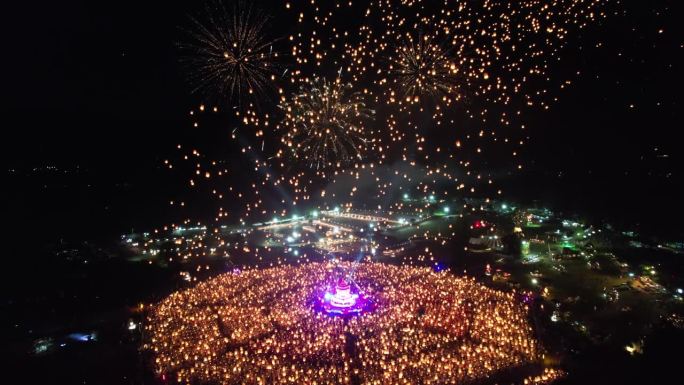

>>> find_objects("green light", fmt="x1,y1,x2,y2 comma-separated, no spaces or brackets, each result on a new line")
403,193,409,200
443,206,450,213
501,204,508,210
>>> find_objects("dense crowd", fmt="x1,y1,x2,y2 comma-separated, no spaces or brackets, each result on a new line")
145,262,539,384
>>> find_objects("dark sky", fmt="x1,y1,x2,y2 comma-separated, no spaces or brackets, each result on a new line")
3,0,683,239
5,1,187,168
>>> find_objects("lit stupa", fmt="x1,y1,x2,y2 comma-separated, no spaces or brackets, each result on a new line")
319,277,371,315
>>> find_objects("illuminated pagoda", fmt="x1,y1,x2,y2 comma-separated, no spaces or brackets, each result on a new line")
319,277,371,315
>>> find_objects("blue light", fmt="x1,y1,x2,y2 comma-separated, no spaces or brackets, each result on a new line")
68,333,95,342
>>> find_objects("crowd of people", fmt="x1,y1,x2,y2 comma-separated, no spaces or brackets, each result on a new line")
145,262,541,384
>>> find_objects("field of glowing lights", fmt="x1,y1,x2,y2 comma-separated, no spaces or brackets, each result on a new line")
144,262,560,385
5,0,683,385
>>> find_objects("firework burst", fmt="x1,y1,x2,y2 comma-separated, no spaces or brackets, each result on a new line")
279,77,375,170
388,33,461,106
178,0,278,105
165,0,614,228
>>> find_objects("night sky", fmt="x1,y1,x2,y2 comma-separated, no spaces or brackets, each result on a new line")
4,0,683,241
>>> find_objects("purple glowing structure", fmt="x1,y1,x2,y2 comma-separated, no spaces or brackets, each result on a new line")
319,278,371,316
